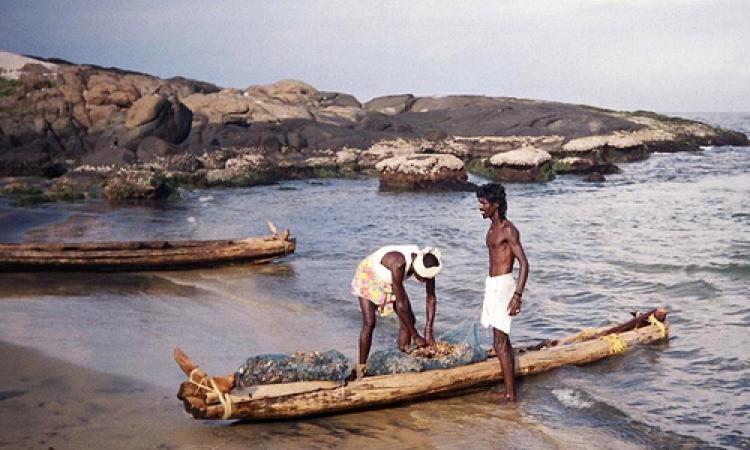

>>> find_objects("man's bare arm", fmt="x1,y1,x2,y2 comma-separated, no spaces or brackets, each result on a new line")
424,278,436,345
507,225,529,315
384,254,427,344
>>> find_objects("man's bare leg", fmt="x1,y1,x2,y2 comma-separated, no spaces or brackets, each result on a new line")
173,347,235,393
356,297,378,379
493,329,516,402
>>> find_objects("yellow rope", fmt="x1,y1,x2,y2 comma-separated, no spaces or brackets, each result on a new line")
601,333,627,354
187,368,233,420
210,378,233,421
570,328,599,343
647,314,667,338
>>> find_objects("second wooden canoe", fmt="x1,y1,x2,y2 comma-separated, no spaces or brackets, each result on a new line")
0,226,295,271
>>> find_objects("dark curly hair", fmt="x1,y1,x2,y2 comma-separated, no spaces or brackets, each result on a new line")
476,183,507,220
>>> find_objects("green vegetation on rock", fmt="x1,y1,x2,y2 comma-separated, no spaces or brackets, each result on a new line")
9,192,55,207
465,158,493,178
0,79,20,97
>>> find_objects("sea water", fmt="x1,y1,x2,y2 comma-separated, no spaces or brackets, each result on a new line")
0,112,748,448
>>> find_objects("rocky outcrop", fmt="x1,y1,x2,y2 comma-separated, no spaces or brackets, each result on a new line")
1,50,747,202
0,51,215,178
376,154,471,191
470,147,555,182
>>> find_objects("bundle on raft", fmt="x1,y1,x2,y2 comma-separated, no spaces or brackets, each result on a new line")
0,222,295,271
175,308,669,421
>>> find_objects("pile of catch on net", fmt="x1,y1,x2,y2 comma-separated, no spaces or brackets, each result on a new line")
235,350,352,387
233,341,486,387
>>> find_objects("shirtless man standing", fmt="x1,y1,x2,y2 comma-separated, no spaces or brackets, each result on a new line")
476,183,529,402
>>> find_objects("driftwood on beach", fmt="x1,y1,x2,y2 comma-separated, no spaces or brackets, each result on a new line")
176,308,669,421
0,223,295,271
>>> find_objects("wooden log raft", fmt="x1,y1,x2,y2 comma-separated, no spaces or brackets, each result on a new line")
0,223,295,271
176,308,669,421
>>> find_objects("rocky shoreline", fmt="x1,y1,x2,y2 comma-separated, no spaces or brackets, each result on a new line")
1,50,747,204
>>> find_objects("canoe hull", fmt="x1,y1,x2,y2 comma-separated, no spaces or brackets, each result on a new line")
180,318,668,421
0,236,296,271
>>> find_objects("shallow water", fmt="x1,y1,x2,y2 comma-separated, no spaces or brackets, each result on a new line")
0,113,748,448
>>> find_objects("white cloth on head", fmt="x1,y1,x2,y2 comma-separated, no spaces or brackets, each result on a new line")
413,246,442,279
480,274,516,334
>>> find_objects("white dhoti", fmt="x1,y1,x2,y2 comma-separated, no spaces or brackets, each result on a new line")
480,274,516,334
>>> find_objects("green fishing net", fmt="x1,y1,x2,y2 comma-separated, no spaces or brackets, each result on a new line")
235,349,352,388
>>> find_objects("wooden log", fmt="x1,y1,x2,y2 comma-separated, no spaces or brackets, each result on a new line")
205,381,341,405
181,317,668,421
490,308,666,357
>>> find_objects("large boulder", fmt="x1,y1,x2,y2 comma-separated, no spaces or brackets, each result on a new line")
245,79,319,104
103,169,171,200
364,94,416,115
471,146,555,182
84,73,140,107
317,91,361,108
123,95,192,147
376,153,470,191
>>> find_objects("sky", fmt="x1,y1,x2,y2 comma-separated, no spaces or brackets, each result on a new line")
1,0,748,112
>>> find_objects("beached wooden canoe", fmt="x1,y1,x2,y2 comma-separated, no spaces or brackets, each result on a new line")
176,308,669,421
0,223,295,271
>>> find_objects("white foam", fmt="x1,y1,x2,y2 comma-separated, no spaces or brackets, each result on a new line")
552,388,593,409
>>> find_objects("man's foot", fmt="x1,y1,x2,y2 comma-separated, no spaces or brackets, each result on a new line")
487,390,516,403
355,364,367,381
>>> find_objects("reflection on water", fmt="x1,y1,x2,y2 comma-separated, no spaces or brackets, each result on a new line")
0,114,748,448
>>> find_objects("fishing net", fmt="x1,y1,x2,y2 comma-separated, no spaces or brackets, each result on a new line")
366,320,486,376
235,349,352,388
233,322,486,385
